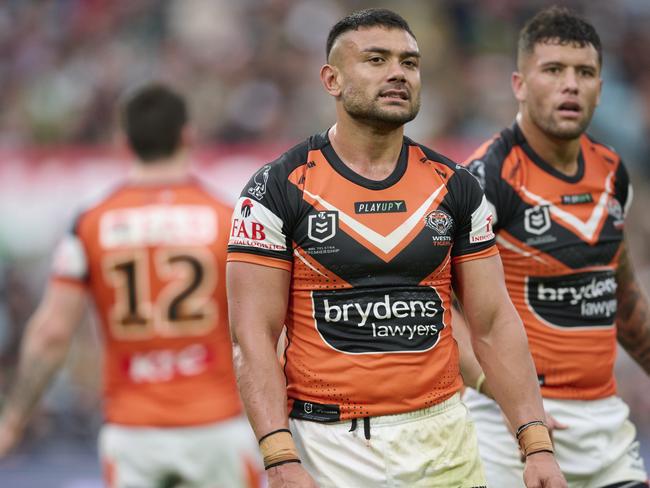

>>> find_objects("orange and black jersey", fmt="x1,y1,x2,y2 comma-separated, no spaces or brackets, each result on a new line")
228,131,497,420
51,178,242,427
465,123,632,400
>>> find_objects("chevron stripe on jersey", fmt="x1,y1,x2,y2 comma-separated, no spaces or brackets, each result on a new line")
228,131,497,420
464,123,631,400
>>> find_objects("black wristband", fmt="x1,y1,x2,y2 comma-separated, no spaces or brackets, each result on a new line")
526,449,554,458
515,420,545,438
258,428,292,444
265,458,301,470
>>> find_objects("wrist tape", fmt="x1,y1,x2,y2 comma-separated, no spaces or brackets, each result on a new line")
516,421,554,457
258,429,301,470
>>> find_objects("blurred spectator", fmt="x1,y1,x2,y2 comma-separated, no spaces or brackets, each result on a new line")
0,0,647,170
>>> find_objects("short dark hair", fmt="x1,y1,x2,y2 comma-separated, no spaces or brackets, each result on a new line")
518,6,602,67
326,8,415,61
120,83,188,162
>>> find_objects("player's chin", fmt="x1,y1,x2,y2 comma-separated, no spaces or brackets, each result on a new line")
550,119,588,140
377,105,418,124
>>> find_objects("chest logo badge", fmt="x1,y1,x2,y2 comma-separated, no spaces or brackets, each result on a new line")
308,211,338,243
425,210,453,235
524,205,551,235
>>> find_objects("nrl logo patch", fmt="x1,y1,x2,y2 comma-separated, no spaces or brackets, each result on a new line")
424,210,453,235
247,164,271,200
524,205,551,235
308,211,338,243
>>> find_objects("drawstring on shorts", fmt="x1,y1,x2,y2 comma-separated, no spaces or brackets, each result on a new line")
348,416,371,441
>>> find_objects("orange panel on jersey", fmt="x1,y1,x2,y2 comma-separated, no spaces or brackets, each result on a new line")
464,124,627,400
54,179,243,426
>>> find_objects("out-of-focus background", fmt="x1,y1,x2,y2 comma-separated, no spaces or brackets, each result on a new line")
0,1,649,486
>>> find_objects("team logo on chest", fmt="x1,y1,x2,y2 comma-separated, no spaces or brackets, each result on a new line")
425,210,452,234
425,210,453,246
308,211,338,243
524,205,551,235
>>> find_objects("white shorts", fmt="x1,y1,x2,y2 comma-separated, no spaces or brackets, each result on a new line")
99,415,263,488
464,389,648,488
289,393,487,488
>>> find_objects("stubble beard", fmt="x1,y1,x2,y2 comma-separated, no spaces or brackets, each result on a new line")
342,88,420,129
533,105,594,140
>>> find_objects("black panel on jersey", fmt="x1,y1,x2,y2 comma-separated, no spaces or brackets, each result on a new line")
497,189,621,268
464,127,520,231
294,200,453,287
416,142,497,257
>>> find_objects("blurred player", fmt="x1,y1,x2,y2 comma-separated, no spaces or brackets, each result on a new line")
227,8,565,488
457,7,650,488
0,83,262,488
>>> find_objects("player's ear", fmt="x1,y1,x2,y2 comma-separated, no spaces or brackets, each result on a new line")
511,71,526,103
321,64,342,97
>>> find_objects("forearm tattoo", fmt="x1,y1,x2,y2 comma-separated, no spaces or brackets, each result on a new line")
616,244,650,375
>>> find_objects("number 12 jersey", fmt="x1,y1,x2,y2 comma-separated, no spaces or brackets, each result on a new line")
52,178,241,426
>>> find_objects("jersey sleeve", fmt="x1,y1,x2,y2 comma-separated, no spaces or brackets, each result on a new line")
464,137,517,232
614,159,633,219
227,162,296,271
449,166,498,263
51,218,89,286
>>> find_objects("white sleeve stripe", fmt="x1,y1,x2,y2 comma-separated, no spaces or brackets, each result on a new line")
624,183,633,217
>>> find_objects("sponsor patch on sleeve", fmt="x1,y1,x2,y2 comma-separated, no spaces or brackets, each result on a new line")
229,197,287,252
469,195,495,244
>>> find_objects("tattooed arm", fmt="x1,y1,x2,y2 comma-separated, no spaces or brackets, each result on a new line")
616,239,650,375
0,281,86,457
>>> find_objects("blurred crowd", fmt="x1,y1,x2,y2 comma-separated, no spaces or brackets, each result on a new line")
0,0,649,167
1,0,650,476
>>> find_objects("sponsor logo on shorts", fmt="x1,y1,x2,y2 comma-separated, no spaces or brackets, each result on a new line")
247,164,271,200
526,271,617,329
354,200,407,214
312,287,445,354
290,400,340,422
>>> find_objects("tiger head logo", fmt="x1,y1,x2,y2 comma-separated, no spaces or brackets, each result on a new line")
425,210,453,235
